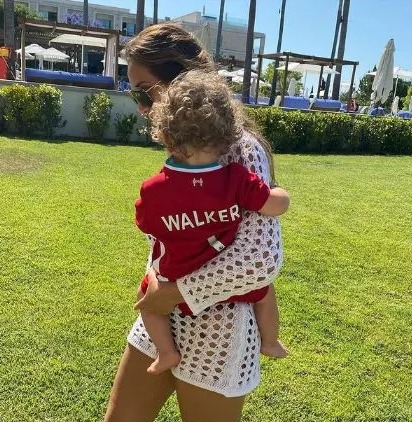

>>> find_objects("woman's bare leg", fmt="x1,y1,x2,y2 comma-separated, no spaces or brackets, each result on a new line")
175,379,246,422
104,344,175,422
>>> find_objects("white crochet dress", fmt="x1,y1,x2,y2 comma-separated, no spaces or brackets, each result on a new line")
127,131,283,397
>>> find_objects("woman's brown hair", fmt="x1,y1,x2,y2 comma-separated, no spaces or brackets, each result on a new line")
123,23,276,183
123,23,214,83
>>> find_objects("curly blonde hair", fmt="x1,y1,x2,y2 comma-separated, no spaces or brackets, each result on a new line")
150,70,243,158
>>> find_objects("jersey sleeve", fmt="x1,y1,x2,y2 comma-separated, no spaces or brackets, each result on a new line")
176,131,284,315
234,163,270,212
135,182,150,234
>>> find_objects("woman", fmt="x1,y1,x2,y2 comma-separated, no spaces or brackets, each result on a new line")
105,23,284,422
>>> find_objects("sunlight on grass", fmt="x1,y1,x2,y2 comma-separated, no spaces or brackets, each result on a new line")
0,136,411,421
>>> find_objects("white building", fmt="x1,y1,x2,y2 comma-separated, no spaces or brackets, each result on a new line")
16,0,265,63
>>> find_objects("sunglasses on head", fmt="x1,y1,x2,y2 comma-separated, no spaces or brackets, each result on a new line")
128,83,160,108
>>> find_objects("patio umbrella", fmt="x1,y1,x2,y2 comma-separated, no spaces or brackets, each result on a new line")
391,96,399,115
22,44,47,69
37,47,69,70
288,77,297,96
23,43,46,55
15,49,34,60
276,62,339,75
393,67,412,98
277,63,339,95
371,39,395,104
38,47,69,61
50,34,106,74
368,65,412,97
228,68,265,81
250,75,258,99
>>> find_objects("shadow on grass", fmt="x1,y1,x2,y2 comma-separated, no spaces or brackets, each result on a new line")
0,133,163,151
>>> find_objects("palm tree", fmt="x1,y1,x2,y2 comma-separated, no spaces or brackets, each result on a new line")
3,0,15,78
324,0,343,99
136,0,145,34
268,0,287,105
83,0,88,26
4,0,15,47
215,0,225,61
153,0,158,25
241,0,256,104
331,0,351,99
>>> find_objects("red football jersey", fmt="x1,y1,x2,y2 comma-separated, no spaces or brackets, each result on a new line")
136,157,270,314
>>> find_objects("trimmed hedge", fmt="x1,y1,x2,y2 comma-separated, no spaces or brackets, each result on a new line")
246,107,412,155
0,83,64,137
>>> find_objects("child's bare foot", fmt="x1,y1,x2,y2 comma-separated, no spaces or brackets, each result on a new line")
147,350,181,375
261,339,289,358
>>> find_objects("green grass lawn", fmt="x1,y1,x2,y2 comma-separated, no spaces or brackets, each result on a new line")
0,136,411,422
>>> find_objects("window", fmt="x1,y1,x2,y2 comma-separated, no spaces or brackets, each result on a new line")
38,5,58,22
122,21,136,36
67,9,83,25
96,13,113,29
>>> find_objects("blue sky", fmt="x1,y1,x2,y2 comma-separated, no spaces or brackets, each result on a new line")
82,0,411,86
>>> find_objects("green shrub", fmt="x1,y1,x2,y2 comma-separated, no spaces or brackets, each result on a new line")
0,83,64,137
35,84,66,138
136,117,155,145
114,113,138,143
0,84,37,135
83,92,113,139
246,107,412,155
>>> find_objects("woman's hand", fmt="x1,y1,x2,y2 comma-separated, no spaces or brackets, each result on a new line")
134,268,184,315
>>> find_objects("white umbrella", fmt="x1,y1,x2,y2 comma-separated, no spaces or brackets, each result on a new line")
38,47,69,62
368,66,412,80
51,34,106,74
277,63,338,96
393,67,412,98
37,47,69,71
288,77,297,96
372,39,395,104
227,68,266,82
250,76,258,99
230,75,270,86
277,62,339,75
391,96,399,115
50,34,106,48
15,49,34,60
23,43,46,55
18,44,47,69
368,65,412,98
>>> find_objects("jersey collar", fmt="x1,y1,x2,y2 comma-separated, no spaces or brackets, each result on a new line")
164,156,222,173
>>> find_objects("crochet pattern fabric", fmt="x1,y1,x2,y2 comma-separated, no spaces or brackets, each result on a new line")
177,131,283,315
128,131,283,397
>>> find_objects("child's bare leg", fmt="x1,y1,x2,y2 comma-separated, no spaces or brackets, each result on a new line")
254,284,288,358
140,310,181,375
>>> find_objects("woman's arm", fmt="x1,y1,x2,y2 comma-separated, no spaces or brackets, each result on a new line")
135,270,183,314
176,132,284,315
